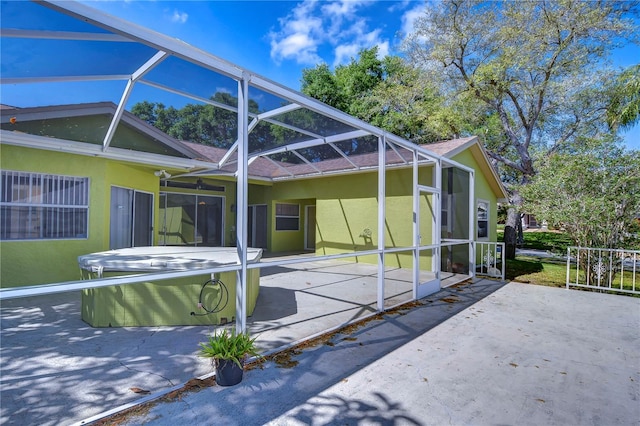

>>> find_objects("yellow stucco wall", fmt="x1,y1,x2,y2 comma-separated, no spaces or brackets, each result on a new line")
254,149,500,271
1,145,157,287
1,140,500,287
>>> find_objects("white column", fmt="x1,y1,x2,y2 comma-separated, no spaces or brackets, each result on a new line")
468,170,476,279
377,135,386,311
412,149,419,299
236,74,249,333
434,159,442,280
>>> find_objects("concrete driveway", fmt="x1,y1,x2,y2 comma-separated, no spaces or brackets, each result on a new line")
106,282,639,426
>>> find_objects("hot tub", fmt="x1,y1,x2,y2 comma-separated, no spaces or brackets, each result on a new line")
79,246,262,327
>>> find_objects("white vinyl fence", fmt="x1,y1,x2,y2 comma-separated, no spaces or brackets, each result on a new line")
477,242,505,281
566,247,639,295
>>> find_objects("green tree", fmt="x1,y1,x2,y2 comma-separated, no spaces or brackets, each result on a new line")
607,64,640,131
522,140,639,249
522,140,639,285
301,47,455,145
403,0,636,258
131,93,260,148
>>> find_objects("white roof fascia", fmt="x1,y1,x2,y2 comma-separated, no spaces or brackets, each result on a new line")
0,28,132,42
0,102,200,159
0,102,115,122
1,75,130,84
42,1,244,81
449,137,508,199
1,130,216,170
103,51,169,151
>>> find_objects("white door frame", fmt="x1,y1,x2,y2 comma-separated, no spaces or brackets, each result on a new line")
304,204,316,251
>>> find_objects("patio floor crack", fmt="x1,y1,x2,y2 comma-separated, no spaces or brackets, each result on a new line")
118,360,176,387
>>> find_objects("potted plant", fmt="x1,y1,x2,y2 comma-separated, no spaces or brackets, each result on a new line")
199,328,260,386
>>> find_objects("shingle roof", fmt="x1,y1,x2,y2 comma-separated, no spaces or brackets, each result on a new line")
182,137,479,180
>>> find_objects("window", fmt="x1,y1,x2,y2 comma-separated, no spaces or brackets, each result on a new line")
1,171,89,240
477,200,489,239
275,203,299,231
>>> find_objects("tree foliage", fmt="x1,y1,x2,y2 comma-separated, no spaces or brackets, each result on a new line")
522,140,640,249
606,64,640,132
402,0,636,257
301,47,456,144
403,0,635,180
131,93,259,148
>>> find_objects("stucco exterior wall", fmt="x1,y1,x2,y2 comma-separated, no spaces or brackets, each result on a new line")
1,145,160,287
255,148,499,272
259,166,436,269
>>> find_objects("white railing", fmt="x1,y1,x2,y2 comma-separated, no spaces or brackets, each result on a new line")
566,247,639,295
476,242,505,281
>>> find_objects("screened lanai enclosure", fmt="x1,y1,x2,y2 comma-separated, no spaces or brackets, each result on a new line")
0,1,484,328
0,2,501,423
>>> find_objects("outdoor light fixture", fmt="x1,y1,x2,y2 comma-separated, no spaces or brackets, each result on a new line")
154,170,171,179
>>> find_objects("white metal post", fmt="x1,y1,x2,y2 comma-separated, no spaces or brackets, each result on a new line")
434,159,442,280
412,149,419,299
236,74,249,333
377,135,386,311
468,170,476,278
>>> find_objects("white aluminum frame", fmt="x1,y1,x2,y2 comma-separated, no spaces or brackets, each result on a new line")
0,1,482,335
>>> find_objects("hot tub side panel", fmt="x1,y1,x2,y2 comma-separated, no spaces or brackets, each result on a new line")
81,269,260,327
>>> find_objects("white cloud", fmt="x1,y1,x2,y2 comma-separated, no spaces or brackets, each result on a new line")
170,9,188,24
387,0,412,13
269,0,325,65
400,2,425,38
269,0,390,67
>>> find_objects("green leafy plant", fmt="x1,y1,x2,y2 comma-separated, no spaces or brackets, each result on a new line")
199,329,260,368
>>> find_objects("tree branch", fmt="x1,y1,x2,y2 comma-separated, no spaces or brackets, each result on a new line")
485,149,527,174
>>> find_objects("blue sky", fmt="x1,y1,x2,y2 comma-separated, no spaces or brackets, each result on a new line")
80,0,639,149
83,0,420,90
5,0,639,149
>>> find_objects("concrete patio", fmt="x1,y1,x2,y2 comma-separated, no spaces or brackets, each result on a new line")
1,261,638,425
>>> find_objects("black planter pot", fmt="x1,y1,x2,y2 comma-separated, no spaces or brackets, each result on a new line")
215,359,244,386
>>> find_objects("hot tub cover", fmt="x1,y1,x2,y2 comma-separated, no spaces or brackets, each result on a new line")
78,246,263,273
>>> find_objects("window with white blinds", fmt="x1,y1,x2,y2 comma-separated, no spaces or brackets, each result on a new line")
1,171,89,240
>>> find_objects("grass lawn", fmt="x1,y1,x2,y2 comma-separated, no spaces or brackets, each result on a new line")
500,231,638,293
505,256,566,287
